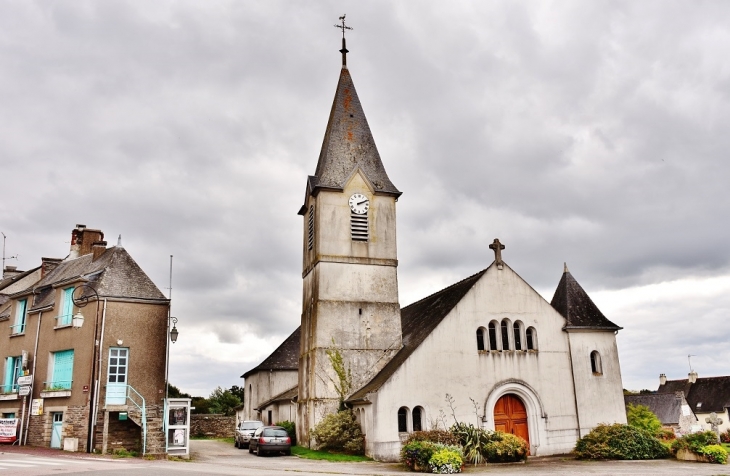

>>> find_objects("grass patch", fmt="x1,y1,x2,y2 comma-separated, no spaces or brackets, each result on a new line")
722,443,730,451
291,445,371,462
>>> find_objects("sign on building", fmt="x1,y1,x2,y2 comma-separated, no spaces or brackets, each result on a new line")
0,418,18,443
31,399,44,416
17,375,32,386
19,386,31,396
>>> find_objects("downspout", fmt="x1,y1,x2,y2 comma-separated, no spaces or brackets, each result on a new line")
566,332,583,438
88,299,107,452
23,310,42,445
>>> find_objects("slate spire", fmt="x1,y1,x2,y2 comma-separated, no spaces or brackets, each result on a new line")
306,38,400,197
551,267,622,330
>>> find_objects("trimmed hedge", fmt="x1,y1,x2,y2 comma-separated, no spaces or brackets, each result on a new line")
574,424,669,460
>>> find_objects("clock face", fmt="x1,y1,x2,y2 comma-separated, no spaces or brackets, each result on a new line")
348,193,370,214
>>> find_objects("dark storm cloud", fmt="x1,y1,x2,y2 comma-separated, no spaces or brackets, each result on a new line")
2,1,729,394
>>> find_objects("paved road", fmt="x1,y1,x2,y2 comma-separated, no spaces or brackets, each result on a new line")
2,439,730,475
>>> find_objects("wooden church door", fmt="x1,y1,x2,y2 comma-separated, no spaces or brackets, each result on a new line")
493,394,530,450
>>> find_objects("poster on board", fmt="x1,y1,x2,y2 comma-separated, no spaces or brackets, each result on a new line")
31,399,44,416
0,418,18,443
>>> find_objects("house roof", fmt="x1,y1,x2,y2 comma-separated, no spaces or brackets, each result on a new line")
307,67,400,198
11,247,168,312
242,327,301,379
255,385,298,411
624,393,687,425
657,376,730,413
0,266,43,319
550,268,621,331
348,267,488,402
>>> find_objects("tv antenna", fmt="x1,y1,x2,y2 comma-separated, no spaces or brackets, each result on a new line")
1,232,19,274
688,354,696,373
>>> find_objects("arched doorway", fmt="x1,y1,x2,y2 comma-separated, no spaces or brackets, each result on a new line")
493,394,530,448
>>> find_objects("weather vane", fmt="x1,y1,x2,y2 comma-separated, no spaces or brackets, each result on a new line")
334,14,353,67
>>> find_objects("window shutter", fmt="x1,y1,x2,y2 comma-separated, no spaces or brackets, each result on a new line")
52,350,74,389
62,288,74,325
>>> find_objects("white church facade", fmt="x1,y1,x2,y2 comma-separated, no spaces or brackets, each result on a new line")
242,36,627,461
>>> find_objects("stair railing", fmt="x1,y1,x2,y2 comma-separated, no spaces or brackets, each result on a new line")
126,385,147,455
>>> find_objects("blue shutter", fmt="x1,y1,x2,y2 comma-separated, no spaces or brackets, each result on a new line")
3,357,14,393
52,350,74,390
17,299,27,333
62,288,74,326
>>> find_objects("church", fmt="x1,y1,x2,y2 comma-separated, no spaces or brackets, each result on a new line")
242,33,627,462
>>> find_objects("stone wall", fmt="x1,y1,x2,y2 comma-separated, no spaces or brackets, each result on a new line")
190,414,235,438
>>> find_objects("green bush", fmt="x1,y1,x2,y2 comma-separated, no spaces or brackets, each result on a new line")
429,447,463,474
275,420,296,445
401,440,438,472
671,431,719,456
450,422,492,464
626,404,662,436
720,429,730,444
310,409,364,454
574,424,669,460
483,433,529,463
700,444,728,464
405,430,460,446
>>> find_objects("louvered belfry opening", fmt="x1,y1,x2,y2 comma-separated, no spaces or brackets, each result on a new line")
351,212,368,241
308,205,315,250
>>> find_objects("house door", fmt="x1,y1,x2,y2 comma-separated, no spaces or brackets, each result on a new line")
106,348,129,405
493,394,530,449
50,412,63,448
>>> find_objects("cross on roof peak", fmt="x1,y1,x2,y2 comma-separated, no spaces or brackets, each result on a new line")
489,238,505,270
334,14,353,67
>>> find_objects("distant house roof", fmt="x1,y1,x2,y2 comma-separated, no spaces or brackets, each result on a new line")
0,266,43,319
305,67,400,200
242,327,301,379
23,247,167,312
550,268,621,331
657,376,730,413
255,385,298,411
348,268,487,402
624,393,687,425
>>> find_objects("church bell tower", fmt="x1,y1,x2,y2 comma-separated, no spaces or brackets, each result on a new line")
297,21,402,445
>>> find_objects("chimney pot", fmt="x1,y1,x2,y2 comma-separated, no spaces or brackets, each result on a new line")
659,373,667,386
92,241,108,261
688,371,698,384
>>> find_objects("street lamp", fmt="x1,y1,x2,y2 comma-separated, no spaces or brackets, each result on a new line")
71,283,102,453
169,317,179,344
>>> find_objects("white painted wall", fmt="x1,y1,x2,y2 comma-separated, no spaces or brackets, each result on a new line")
243,370,297,421
354,264,626,462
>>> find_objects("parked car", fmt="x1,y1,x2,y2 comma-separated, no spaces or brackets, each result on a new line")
248,425,292,456
235,420,264,448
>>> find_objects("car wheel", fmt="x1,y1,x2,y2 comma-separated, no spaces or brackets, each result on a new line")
234,439,239,448
248,445,253,454
285,449,291,456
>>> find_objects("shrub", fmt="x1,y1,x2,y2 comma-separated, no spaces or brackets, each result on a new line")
429,447,463,474
574,424,669,460
626,404,662,436
656,428,676,441
275,420,296,445
405,430,460,446
449,422,492,464
402,440,438,472
483,433,529,463
310,409,364,454
671,431,719,456
700,444,728,464
720,430,730,444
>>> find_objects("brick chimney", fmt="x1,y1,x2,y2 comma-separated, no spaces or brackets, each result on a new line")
2,265,22,279
92,241,108,261
659,373,667,386
688,371,698,384
41,258,63,278
68,224,104,259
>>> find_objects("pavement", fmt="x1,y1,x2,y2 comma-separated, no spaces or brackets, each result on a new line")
0,438,728,475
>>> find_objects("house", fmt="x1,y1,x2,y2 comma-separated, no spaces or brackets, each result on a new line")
624,392,698,435
0,225,169,454
243,39,628,461
657,372,730,434
241,327,299,426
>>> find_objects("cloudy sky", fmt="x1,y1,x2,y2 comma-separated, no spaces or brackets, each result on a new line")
2,1,728,396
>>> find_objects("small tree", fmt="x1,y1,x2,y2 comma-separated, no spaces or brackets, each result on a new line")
207,386,242,416
311,409,364,454
626,403,662,436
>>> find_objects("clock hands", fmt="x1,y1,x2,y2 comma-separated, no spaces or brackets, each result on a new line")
357,199,369,205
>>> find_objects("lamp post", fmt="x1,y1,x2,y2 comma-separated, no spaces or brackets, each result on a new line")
165,316,179,401
71,283,101,453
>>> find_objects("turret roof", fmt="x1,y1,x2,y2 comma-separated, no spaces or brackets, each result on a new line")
550,269,621,330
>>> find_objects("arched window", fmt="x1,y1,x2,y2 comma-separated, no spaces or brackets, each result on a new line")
412,406,423,432
526,327,537,350
591,351,602,375
513,322,522,351
488,322,498,350
501,320,510,350
476,328,485,351
398,407,408,432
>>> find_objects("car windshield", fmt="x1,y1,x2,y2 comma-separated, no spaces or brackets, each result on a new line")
241,422,261,430
262,429,288,437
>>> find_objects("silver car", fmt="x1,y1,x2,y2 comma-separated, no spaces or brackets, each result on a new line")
248,426,292,456
235,420,264,448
